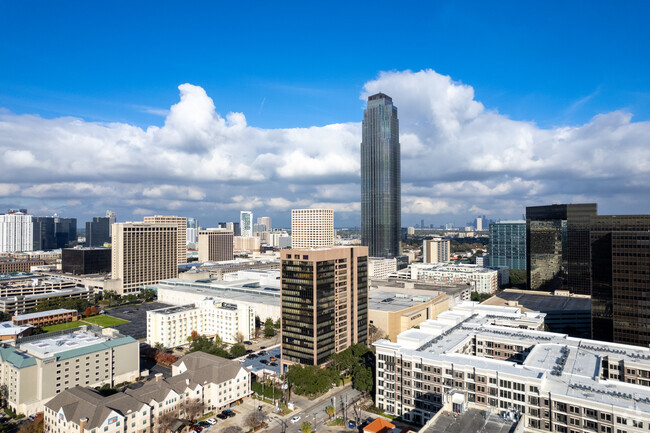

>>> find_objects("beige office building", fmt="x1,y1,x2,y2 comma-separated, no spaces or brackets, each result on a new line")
143,215,187,264
422,237,450,263
280,246,368,370
111,222,178,294
234,236,260,252
291,209,334,249
0,326,139,416
198,229,233,262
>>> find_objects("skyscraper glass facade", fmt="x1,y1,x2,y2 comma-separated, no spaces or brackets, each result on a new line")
489,221,526,270
526,204,596,295
361,93,401,258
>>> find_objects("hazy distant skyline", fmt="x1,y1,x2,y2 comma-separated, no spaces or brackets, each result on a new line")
1,1,649,228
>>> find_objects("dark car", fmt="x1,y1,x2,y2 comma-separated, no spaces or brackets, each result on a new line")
260,359,269,364
260,346,266,349
244,341,252,345
245,349,253,354
216,413,228,420
258,350,267,355
269,362,278,367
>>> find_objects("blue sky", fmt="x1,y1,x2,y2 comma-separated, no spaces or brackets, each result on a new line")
1,1,649,227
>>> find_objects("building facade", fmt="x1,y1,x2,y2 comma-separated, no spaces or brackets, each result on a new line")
410,263,499,294
591,214,650,347
61,247,111,275
0,211,33,253
368,257,397,279
240,211,253,237
86,217,111,247
374,302,650,431
143,215,187,264
111,222,178,294
361,93,401,259
280,246,368,370
290,209,334,249
422,238,450,264
198,229,233,262
489,220,526,270
146,299,255,347
526,204,597,295
0,326,139,415
0,259,45,273
12,308,79,327
45,351,250,433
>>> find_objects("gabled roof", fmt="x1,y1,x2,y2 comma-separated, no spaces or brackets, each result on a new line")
46,387,146,429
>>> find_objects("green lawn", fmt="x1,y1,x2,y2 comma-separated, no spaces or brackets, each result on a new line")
41,321,85,332
82,314,130,327
41,314,129,332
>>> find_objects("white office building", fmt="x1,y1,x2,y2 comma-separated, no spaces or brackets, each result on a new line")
240,211,253,237
369,257,398,279
146,298,255,347
0,211,33,253
410,263,499,294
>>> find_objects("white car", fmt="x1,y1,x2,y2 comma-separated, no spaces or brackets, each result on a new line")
290,416,301,424
206,419,217,425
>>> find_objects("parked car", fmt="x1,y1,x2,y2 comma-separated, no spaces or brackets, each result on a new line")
260,359,269,364
206,418,217,425
260,346,266,349
269,357,277,361
291,416,301,424
244,341,252,345
216,413,227,420
269,362,278,366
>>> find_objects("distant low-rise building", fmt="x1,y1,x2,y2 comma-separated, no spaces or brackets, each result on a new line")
12,308,79,327
1,326,139,415
410,263,499,294
368,257,397,279
0,259,46,273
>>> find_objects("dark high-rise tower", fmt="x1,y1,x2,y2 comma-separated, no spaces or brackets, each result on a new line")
361,93,401,258
526,204,597,295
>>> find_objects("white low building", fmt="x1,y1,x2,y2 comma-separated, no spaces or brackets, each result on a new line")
368,257,398,279
146,299,255,347
410,263,499,294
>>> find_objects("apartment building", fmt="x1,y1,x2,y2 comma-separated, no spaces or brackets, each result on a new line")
290,209,334,249
410,263,499,294
143,215,187,264
280,246,368,371
44,351,251,433
111,222,178,294
374,302,650,431
422,238,450,263
0,210,33,253
0,326,139,415
368,257,397,279
233,236,260,252
198,228,233,262
146,299,255,347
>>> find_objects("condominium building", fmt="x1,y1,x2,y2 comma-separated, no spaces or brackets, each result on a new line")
146,299,255,347
280,246,368,370
0,326,139,415
198,228,233,262
374,302,650,431
489,220,526,270
240,211,253,237
233,236,260,252
111,222,178,294
410,263,499,294
45,351,251,433
368,257,397,279
143,215,187,264
422,238,450,263
0,210,33,253
291,209,334,249
257,216,271,232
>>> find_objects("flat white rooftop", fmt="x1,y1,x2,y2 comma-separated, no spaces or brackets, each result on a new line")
21,331,106,358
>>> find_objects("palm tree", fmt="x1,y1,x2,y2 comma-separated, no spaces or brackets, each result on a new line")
326,405,335,420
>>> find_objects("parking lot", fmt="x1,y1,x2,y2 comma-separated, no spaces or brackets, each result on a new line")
107,302,172,339
201,396,275,431
239,346,281,375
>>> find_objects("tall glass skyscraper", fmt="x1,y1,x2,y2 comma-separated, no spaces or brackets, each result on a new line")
489,221,526,270
361,93,401,258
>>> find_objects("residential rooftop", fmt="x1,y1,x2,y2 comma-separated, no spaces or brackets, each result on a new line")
155,278,282,307
368,290,439,312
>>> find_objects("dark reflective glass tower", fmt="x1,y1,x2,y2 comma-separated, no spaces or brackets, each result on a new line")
361,93,401,258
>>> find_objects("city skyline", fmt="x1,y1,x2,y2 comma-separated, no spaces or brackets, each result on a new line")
1,2,650,228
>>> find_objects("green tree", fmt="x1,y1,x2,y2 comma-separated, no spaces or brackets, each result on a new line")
264,318,275,337
326,405,335,420
273,318,281,329
139,288,156,301
300,421,312,433
230,343,246,358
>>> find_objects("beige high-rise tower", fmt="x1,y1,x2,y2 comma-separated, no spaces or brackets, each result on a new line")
280,246,368,370
111,222,178,294
422,238,451,263
144,215,187,264
198,228,234,262
291,209,334,249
